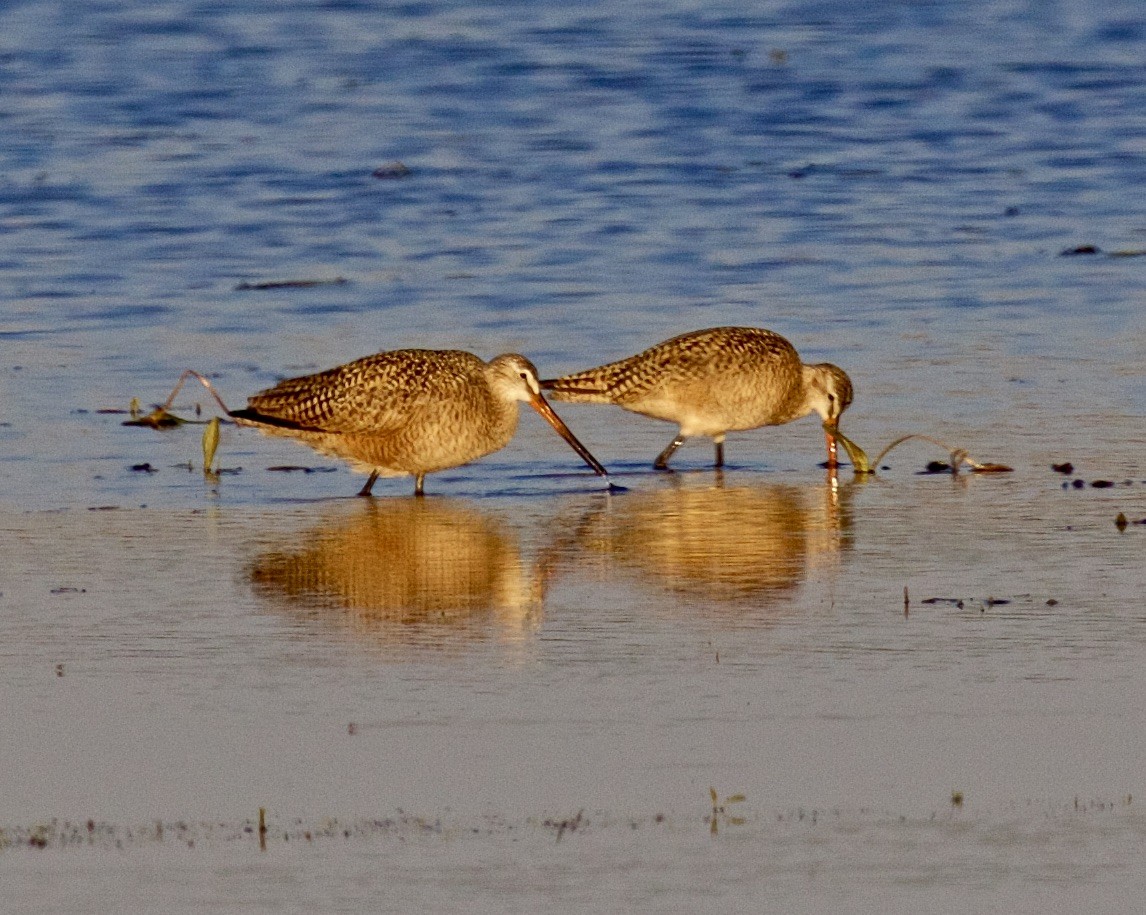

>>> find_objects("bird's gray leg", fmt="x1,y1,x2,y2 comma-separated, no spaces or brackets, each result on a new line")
714,440,725,468
654,434,687,470
414,473,426,497
357,470,380,497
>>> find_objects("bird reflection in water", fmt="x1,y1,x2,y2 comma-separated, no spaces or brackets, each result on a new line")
555,474,855,610
248,500,542,645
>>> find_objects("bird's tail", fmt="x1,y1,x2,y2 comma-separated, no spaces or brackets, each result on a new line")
228,406,317,432
540,367,622,404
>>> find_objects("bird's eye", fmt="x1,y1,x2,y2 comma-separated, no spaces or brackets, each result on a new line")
520,372,529,380
828,393,836,403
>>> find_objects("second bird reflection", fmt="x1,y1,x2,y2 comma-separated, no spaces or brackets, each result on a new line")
249,499,542,642
558,477,854,608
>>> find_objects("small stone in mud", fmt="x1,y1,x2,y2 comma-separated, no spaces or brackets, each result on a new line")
921,461,951,474
130,463,158,473
1091,480,1114,488
1116,513,1128,531
971,463,1013,473
1046,599,1059,606
1060,244,1100,256
372,161,412,179
1052,462,1074,475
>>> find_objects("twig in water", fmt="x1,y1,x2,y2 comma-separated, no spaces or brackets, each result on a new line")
869,433,1012,474
123,369,234,428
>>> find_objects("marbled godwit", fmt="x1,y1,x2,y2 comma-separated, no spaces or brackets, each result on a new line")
229,350,610,496
541,327,853,469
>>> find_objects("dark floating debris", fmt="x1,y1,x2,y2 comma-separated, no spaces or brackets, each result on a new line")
1116,513,1129,532
267,465,338,474
1058,245,1146,259
1091,480,1115,489
129,463,158,473
123,408,186,428
915,459,1010,475
235,277,348,291
1071,479,1086,489
920,596,1022,609
1052,462,1074,475
372,161,412,179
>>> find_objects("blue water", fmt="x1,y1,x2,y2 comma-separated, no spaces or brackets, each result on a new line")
3,0,1143,505
1,1,1144,910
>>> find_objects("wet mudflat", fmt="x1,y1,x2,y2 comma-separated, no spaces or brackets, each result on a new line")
2,0,1145,911
2,458,1144,912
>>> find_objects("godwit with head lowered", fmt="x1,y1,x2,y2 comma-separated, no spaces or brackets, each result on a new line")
541,326,853,469
229,349,610,496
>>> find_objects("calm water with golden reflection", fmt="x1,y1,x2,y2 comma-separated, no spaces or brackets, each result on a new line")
2,0,1144,911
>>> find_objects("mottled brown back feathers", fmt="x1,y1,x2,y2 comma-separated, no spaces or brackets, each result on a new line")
237,350,490,435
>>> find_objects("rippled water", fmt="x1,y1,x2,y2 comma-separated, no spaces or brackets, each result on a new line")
2,0,1144,911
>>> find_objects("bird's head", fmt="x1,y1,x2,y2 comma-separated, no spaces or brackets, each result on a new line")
804,363,854,433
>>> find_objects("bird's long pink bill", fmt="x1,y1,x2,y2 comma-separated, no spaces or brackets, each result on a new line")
823,419,840,469
528,392,610,479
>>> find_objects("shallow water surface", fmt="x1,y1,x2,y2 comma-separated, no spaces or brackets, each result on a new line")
1,0,1144,911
